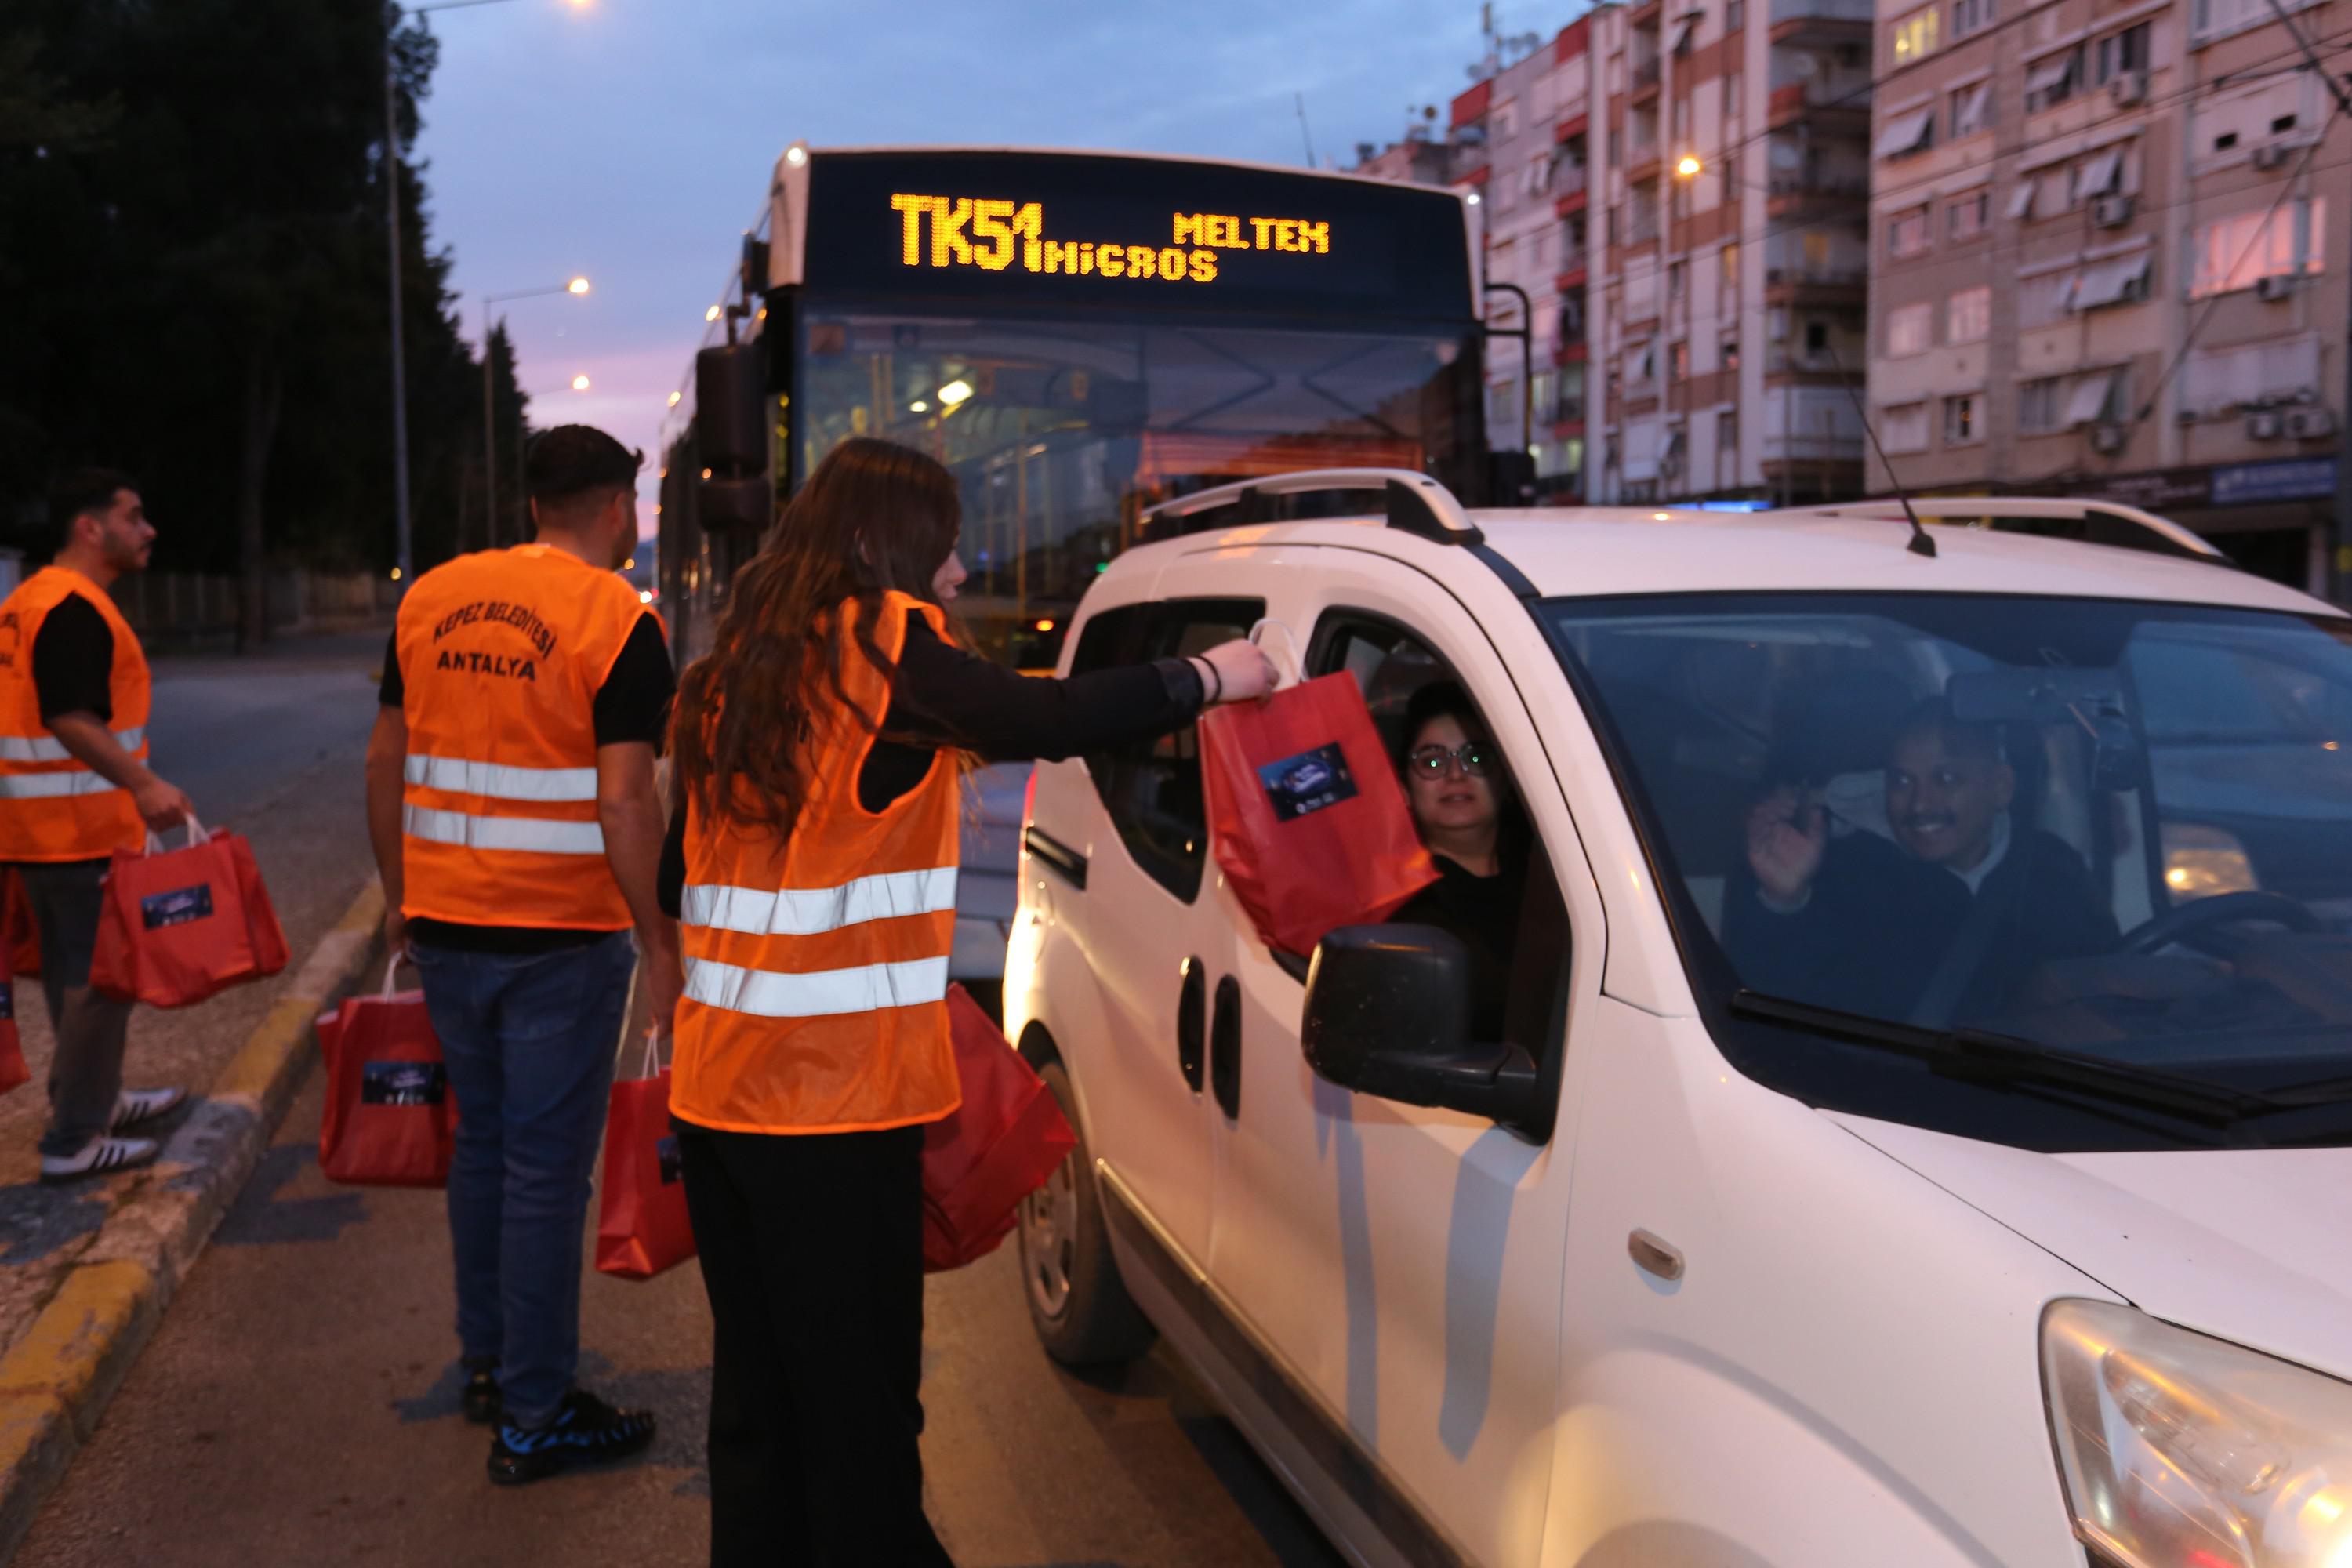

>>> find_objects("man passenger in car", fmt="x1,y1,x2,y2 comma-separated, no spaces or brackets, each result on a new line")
1390,682,1526,1040
1724,699,2118,1023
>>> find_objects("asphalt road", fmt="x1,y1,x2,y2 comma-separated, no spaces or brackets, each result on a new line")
20,630,1351,1568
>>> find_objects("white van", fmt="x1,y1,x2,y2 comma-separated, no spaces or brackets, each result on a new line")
1002,470,2352,1568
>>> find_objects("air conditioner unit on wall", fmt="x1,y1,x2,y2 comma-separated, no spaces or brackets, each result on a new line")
2254,143,2292,170
2090,423,2128,452
2108,71,2147,106
2247,410,2286,439
2288,406,2337,439
2094,194,2136,228
2258,274,2297,301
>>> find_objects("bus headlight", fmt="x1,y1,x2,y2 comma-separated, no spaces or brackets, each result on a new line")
2044,1300,2352,1568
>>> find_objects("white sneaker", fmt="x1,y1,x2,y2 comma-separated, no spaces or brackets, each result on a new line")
110,1087,187,1131
40,1134,159,1184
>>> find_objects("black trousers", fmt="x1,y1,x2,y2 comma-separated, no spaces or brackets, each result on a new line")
674,1120,953,1568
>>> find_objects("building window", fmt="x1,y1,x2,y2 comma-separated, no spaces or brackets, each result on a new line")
1947,285,1991,343
2095,23,2151,83
1721,240,1741,292
1944,394,1982,445
1802,230,1831,271
2194,0,2317,42
1887,301,1933,355
1890,5,1940,64
2026,47,2082,111
1887,206,1932,259
1953,0,1995,37
1949,81,1991,140
1948,188,1990,239
1669,260,1686,299
1725,72,1744,119
1671,341,1690,383
2190,200,2326,297
1882,401,1931,452
2018,378,2063,434
1722,334,1741,371
2063,367,2128,427
1727,0,1744,29
1804,320,1830,354
1673,96,1691,141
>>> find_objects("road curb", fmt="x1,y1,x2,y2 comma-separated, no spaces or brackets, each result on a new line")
0,879,384,1563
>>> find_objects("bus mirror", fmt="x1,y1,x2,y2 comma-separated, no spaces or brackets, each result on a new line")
739,235,771,296
1486,449,1536,506
696,474,772,533
695,342,770,474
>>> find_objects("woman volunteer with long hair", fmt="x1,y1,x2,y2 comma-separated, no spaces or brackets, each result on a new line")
663,436,1272,1564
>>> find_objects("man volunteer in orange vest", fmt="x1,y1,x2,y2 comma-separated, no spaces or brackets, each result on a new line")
365,426,676,1485
0,470,196,1182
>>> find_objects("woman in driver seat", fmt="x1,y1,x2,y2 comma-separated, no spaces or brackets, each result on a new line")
1391,681,1528,1040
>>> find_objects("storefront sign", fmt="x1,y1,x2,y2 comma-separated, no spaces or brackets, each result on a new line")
2210,458,2337,507
2048,456,2337,513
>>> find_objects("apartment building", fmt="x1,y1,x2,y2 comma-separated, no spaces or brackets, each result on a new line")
1867,0,2350,590
1445,21,1597,499
1585,0,1877,504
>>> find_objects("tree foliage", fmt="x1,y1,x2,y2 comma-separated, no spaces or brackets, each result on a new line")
0,2,521,596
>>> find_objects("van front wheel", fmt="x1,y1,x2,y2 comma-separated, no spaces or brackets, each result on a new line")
1018,1061,1156,1367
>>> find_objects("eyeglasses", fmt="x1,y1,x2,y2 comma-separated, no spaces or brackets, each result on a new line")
1407,742,1491,779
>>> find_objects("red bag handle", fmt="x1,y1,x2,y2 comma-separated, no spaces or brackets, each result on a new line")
1248,618,1304,691
142,813,209,856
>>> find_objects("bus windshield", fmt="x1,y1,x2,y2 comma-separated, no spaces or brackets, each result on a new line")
798,303,1476,654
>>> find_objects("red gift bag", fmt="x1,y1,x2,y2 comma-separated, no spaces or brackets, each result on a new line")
1198,669,1439,956
595,1031,695,1281
2,869,39,978
318,958,458,1187
89,819,289,1009
0,925,27,1099
922,984,1077,1273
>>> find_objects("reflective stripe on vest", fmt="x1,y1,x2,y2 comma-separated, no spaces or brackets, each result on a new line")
682,953,951,1019
402,804,606,855
402,755,598,802
680,866,958,938
0,725,145,764
0,770,126,800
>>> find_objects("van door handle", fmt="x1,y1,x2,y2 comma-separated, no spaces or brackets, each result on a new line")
1176,956,1205,1092
1210,975,1242,1120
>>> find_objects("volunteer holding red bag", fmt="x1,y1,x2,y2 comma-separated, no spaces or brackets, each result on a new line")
0,470,194,1182
365,426,674,1486
662,436,1270,1566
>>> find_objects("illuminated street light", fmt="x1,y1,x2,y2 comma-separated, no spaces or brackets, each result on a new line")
938,379,974,406
705,304,722,322
481,274,592,548
909,399,929,413
572,374,591,391
567,276,590,295
667,390,681,407
1676,154,1703,178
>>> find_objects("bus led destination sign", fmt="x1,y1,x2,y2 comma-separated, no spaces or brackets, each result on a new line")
889,194,1333,285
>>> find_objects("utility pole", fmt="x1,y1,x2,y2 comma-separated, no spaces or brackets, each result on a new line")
383,27,414,587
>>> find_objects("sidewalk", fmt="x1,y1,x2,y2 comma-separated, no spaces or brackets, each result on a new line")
0,636,388,1557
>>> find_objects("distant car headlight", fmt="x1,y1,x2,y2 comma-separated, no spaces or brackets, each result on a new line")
2162,822,2260,901
2044,1300,2352,1568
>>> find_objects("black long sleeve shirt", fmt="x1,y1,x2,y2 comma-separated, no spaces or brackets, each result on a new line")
657,615,1203,916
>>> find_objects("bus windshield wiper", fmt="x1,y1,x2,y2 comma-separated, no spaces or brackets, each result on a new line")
1728,989,2284,1127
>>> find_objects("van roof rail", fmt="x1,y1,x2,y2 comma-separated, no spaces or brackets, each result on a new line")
1138,468,1481,546
1781,496,2230,564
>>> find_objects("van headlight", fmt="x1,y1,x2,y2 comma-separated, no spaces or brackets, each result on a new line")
2044,1300,2352,1568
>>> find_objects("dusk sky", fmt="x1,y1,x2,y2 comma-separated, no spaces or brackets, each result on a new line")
412,0,1507,539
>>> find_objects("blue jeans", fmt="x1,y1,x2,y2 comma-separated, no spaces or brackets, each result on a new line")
411,931,636,1428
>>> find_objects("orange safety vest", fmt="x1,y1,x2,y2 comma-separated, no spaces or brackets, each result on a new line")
394,544,652,931
670,590,963,1136
0,567,152,862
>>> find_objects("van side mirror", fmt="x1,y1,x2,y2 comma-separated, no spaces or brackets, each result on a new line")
1302,925,1543,1127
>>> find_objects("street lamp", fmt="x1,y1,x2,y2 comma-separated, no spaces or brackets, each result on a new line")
1675,154,1704,178
384,0,589,583
571,374,592,391
481,276,590,546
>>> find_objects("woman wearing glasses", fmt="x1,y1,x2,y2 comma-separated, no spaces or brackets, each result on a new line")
1392,681,1527,1037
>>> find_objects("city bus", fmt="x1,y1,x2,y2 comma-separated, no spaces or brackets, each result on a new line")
656,143,1494,663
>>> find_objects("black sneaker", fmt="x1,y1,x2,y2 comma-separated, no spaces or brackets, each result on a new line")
462,1366,501,1426
487,1387,655,1486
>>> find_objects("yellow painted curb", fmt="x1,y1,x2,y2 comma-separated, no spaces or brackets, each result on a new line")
0,877,385,1563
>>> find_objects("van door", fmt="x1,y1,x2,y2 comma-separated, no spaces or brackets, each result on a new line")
1201,547,1603,1566
1053,580,1265,1275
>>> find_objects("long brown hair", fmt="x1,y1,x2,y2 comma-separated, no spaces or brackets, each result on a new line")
673,437,962,838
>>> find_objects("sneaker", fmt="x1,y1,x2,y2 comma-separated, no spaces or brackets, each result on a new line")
110,1087,187,1131
463,1367,502,1426
487,1388,655,1486
40,1134,159,1184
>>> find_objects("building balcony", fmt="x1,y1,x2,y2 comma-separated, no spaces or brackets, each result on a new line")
1765,172,1870,217
1556,339,1590,364
1768,0,1873,46
1556,267,1588,293
1628,151,1661,185
1631,58,1662,100
1765,81,1871,135
1762,265,1867,306
1555,112,1591,145
1630,0,1664,27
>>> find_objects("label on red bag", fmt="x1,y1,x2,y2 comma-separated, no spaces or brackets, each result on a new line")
140,883,214,930
656,1134,683,1185
361,1061,447,1106
1258,742,1358,822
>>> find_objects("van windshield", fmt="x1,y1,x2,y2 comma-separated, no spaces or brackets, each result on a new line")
1544,591,2352,1147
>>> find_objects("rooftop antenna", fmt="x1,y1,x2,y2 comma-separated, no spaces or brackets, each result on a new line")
1822,338,1936,558
1295,93,1316,170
